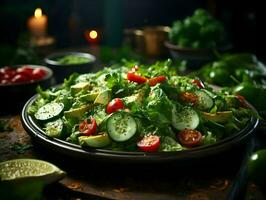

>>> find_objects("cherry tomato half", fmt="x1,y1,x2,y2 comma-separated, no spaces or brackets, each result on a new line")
137,135,160,152
192,79,204,89
32,68,46,80
0,67,16,78
106,98,125,114
178,129,202,148
0,67,15,82
11,74,28,83
179,92,198,105
79,116,97,136
148,76,167,86
127,72,147,84
16,66,34,78
0,66,47,84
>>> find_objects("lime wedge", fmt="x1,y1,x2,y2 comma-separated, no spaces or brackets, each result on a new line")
0,158,66,184
0,159,66,200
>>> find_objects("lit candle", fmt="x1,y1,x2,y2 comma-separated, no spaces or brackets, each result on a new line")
28,8,47,37
85,29,99,44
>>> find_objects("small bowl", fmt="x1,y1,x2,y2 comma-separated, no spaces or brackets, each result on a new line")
143,26,170,57
0,65,53,114
44,52,96,83
165,41,231,69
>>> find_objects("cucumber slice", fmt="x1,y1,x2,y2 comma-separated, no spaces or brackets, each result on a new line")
195,90,214,111
44,118,64,138
35,102,64,121
106,111,137,142
172,105,199,131
79,133,111,148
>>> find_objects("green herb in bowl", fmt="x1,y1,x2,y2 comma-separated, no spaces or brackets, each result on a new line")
56,55,91,65
168,9,226,49
44,52,96,83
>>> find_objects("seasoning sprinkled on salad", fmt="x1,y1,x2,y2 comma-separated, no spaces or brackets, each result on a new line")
28,60,256,152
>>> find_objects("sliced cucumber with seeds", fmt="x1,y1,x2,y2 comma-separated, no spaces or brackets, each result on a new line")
44,118,64,138
35,102,64,121
172,105,199,131
195,90,214,111
106,111,137,142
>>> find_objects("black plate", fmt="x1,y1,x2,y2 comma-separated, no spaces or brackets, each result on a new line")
21,95,259,164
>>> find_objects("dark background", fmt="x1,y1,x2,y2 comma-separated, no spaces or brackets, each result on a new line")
0,0,258,65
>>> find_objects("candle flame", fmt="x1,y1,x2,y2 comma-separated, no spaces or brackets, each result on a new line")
34,8,42,18
89,30,98,39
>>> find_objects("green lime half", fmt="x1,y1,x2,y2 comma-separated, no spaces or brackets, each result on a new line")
247,149,266,187
0,158,66,184
0,159,66,200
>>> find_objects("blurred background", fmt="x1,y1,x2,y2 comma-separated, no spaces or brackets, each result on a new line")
0,0,258,66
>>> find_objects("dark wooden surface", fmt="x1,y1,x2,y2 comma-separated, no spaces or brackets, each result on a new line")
0,115,265,200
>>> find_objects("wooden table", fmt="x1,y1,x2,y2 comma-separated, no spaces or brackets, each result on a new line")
0,115,265,200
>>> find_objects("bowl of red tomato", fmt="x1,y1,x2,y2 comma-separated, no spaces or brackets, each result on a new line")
0,65,53,114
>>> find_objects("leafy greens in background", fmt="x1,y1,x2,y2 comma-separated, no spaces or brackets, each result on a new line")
169,9,225,48
192,53,266,118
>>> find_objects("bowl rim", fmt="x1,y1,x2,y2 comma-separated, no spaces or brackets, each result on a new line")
21,94,259,163
164,41,232,53
44,51,96,67
0,64,53,87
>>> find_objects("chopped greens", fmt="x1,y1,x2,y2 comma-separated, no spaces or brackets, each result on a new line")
11,143,33,154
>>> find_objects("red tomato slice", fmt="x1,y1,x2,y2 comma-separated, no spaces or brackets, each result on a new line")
178,129,202,148
79,117,97,136
11,74,29,83
32,68,46,80
0,67,16,81
148,76,166,86
137,135,160,152
106,98,125,114
0,67,16,77
127,72,147,84
16,66,34,78
179,92,198,105
192,79,204,89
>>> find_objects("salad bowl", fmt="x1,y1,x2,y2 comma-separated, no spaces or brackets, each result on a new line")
21,98,258,163
21,61,259,164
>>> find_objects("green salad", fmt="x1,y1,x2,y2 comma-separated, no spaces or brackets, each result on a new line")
28,60,255,152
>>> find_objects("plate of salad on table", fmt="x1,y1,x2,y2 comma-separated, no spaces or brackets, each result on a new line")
21,60,259,163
